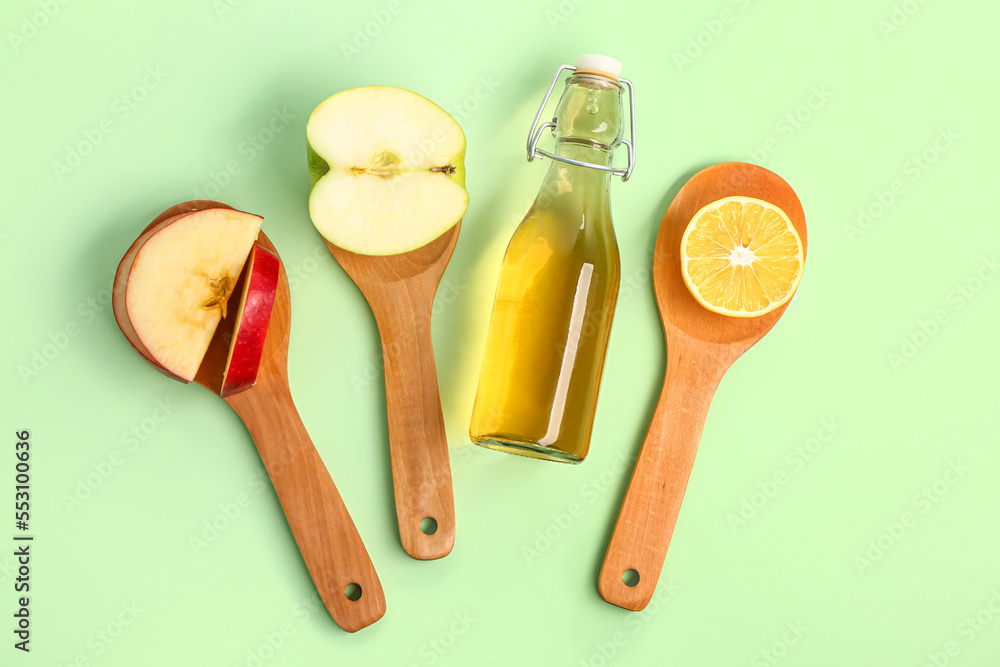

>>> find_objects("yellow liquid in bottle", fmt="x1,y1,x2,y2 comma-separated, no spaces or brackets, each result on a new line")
470,192,620,462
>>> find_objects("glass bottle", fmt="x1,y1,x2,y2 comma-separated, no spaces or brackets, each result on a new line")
470,55,635,463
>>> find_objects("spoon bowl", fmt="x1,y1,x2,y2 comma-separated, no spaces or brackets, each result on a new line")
656,163,808,346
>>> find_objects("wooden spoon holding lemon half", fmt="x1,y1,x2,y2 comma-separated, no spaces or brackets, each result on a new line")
599,162,807,611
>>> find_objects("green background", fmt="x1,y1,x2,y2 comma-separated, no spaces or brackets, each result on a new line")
3,0,999,664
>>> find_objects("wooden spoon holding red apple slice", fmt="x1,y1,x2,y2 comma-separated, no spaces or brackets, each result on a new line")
113,201,385,632
598,163,808,611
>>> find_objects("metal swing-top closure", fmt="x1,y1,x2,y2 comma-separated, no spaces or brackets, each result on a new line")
526,55,636,182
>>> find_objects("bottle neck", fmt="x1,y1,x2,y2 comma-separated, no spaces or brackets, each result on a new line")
551,139,614,168
534,74,623,215
538,144,613,201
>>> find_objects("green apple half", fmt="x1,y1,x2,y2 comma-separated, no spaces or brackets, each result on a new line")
307,86,468,256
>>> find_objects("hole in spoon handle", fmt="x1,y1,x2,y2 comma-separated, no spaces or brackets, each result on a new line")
226,382,386,631
381,318,456,560
420,517,439,535
599,340,725,611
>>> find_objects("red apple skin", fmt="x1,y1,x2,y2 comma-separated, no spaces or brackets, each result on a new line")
145,200,234,232
113,201,250,383
220,243,280,397
113,212,191,383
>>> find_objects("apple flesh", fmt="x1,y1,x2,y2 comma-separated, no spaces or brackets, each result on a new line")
219,243,280,397
307,85,468,256
113,207,263,382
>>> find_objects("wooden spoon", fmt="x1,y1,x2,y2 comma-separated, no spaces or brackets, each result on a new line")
145,201,386,632
598,163,808,611
326,223,459,560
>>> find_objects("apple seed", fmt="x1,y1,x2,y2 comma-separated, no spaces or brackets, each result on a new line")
203,275,235,317
353,149,403,177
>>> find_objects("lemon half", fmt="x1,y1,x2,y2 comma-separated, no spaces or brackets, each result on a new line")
680,196,804,317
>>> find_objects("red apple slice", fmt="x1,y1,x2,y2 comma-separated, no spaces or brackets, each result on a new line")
113,207,263,382
219,243,280,397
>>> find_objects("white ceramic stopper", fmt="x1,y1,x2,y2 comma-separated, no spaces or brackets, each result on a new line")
574,54,623,78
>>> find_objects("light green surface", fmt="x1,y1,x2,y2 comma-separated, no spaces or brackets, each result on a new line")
2,1,998,665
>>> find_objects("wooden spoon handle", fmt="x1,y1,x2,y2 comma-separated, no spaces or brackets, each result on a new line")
599,335,728,610
379,310,456,560
225,376,386,632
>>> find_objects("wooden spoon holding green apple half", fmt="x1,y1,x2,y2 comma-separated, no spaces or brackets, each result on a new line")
307,86,467,560
598,163,808,611
113,201,385,631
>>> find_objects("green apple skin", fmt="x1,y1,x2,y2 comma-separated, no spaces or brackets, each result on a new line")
306,86,468,256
